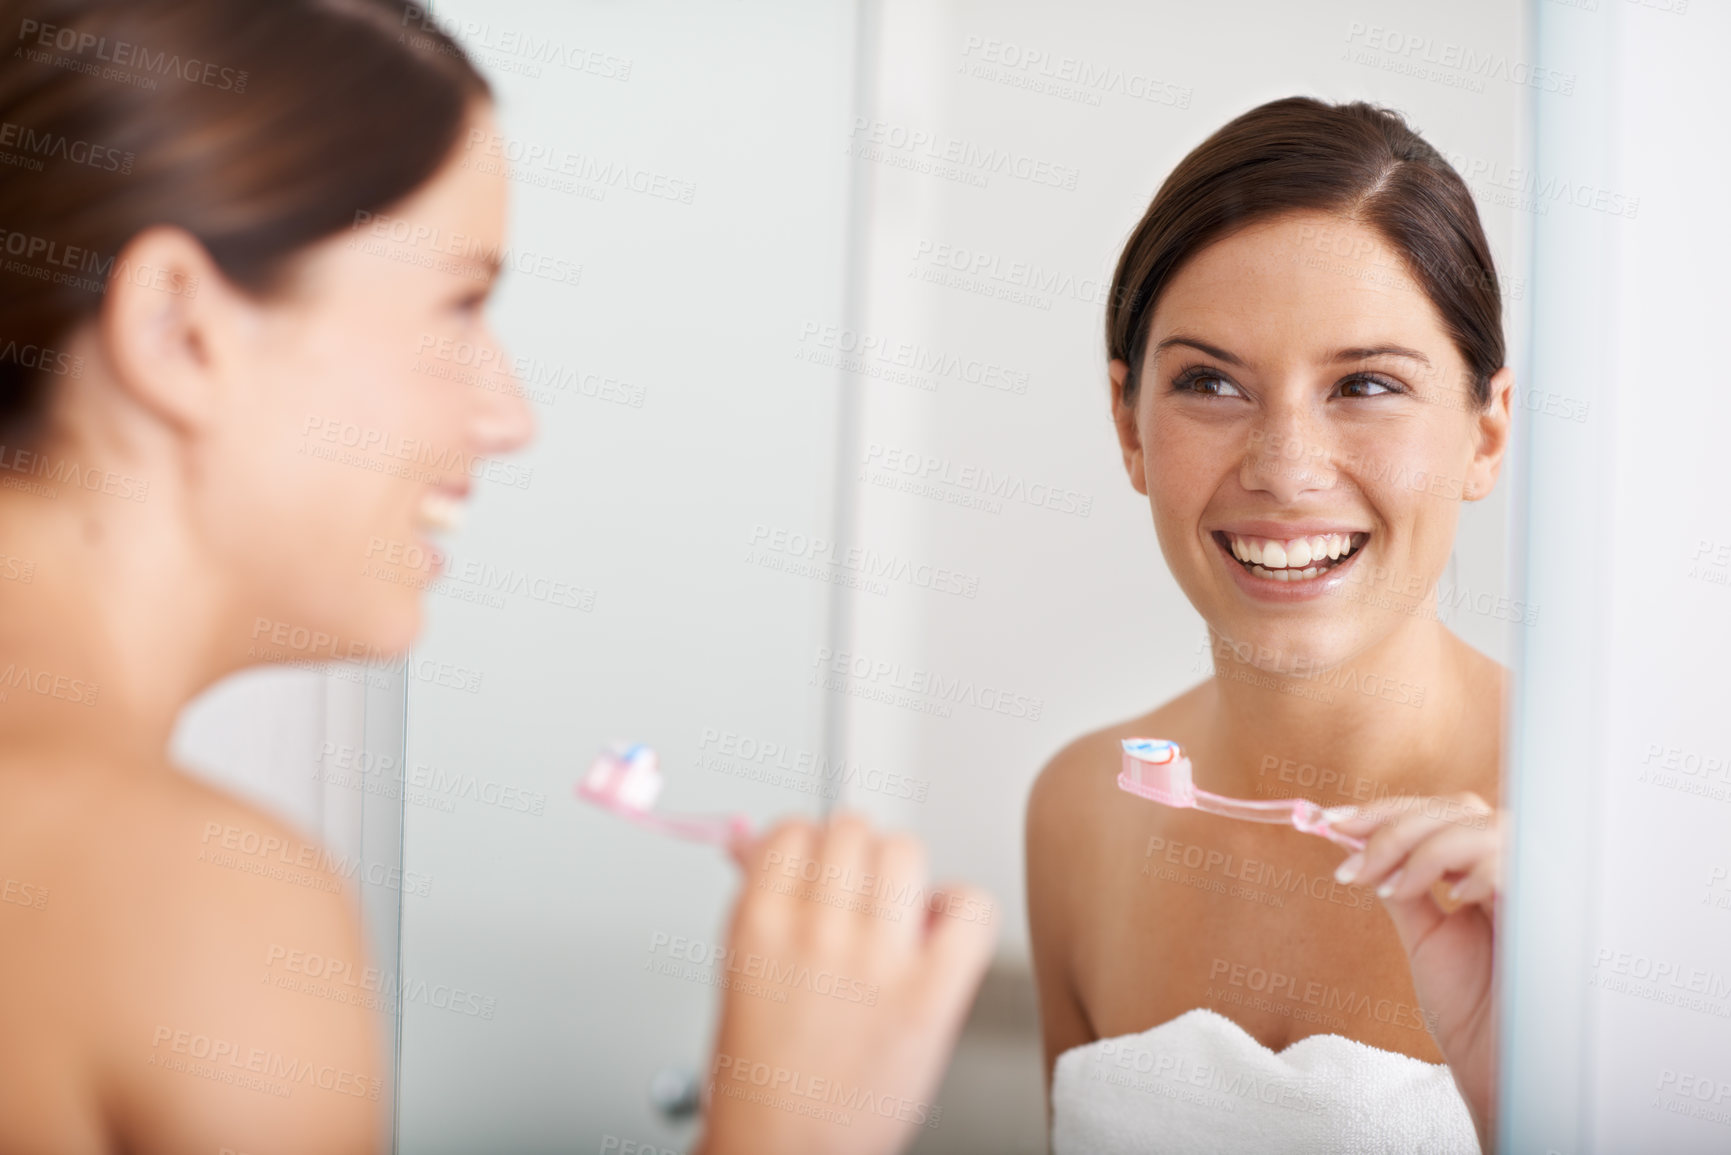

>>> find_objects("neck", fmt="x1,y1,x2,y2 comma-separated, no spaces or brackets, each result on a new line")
1192,613,1481,807
0,443,240,766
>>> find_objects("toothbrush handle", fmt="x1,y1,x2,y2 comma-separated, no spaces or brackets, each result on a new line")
576,785,753,847
622,809,752,846
1303,819,1366,853
645,811,753,845
1192,790,1366,852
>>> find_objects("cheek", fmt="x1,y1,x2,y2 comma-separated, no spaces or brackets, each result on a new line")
220,343,425,603
280,312,468,479
265,344,402,502
1397,483,1465,563
1141,414,1236,581
1144,408,1233,520
1343,420,1467,516
1342,425,1465,567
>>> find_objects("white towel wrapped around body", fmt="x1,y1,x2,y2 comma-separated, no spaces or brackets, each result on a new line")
1052,1007,1480,1154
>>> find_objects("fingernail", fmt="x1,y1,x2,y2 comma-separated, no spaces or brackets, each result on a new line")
1377,868,1405,899
1334,853,1364,884
1322,805,1358,823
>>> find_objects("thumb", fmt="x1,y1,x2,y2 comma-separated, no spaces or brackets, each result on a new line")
920,883,997,1012
1378,888,1447,964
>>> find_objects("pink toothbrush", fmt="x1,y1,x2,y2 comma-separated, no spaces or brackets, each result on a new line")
1117,738,1366,852
576,743,754,847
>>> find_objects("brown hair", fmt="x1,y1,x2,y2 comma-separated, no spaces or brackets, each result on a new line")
0,0,489,442
1107,97,1504,407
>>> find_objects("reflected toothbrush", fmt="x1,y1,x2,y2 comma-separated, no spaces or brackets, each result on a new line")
1117,738,1366,852
576,743,753,847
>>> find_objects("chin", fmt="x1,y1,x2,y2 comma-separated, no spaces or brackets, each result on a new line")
358,593,426,659
1204,610,1368,678
270,588,424,667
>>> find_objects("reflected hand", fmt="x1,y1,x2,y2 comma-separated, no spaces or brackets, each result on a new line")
696,813,996,1155
1329,793,1502,1154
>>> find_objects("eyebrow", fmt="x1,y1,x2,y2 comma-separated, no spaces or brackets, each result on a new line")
1153,335,1244,366
1151,335,1433,370
1328,344,1432,368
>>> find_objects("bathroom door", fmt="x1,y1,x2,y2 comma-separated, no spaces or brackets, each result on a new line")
393,1,862,1151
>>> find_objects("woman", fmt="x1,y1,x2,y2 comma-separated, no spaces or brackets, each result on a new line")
0,2,991,1153
1026,97,1511,1153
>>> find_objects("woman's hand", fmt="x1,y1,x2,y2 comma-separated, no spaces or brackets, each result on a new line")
1327,793,1502,1154
696,813,997,1155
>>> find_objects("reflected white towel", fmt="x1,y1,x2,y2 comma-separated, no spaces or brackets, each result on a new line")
1052,1007,1480,1154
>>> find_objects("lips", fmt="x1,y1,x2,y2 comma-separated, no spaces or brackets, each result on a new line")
1208,525,1372,592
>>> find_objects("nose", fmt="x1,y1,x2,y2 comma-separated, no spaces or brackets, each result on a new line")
1240,407,1337,504
472,337,538,456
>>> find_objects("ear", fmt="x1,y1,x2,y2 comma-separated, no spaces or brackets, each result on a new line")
97,226,241,437
1463,366,1514,502
1110,358,1147,496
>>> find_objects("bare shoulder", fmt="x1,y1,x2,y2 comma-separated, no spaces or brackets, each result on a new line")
1024,682,1212,1083
1027,680,1212,855
0,759,382,1155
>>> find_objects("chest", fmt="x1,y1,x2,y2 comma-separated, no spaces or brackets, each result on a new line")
0,929,111,1155
1074,811,1444,1063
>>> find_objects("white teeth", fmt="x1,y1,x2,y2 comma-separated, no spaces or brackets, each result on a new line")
418,492,467,536
1228,531,1364,580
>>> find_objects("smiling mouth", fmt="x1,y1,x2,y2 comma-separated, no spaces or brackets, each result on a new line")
1213,531,1370,583
416,491,468,538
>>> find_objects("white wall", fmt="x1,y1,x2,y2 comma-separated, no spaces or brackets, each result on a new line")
173,668,341,841
1503,2,1731,1151
393,2,859,1151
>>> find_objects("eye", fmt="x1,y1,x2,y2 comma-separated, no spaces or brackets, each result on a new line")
1336,373,1406,398
1171,366,1245,398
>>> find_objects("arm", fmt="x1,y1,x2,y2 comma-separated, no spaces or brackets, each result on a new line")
1026,743,1098,1105
696,814,995,1155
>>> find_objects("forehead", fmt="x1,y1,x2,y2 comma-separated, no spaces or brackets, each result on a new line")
1145,211,1456,368
290,104,509,300
401,107,510,240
